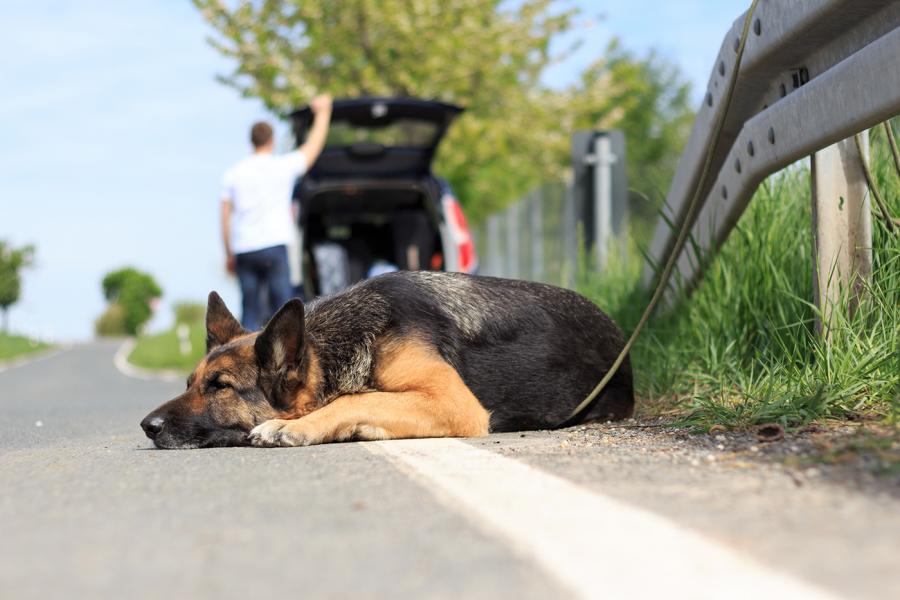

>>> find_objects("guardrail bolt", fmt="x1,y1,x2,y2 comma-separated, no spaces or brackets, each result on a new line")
733,37,740,52
706,92,713,107
768,127,776,144
721,185,728,199
718,61,726,76
753,19,761,36
747,140,755,157
791,67,810,90
735,158,742,173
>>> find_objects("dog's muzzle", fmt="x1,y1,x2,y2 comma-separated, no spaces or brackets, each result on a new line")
140,415,165,440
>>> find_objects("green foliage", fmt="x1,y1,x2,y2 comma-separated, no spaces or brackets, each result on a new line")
124,299,208,371
128,321,207,372
174,301,206,326
97,268,162,336
0,241,35,333
94,303,129,337
192,1,692,222
578,123,900,430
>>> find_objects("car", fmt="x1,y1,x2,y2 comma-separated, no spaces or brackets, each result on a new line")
289,97,477,296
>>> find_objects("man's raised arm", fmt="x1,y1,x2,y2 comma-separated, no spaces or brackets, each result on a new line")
299,94,333,167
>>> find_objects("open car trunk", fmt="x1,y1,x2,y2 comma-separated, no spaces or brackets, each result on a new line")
290,98,470,296
297,180,446,295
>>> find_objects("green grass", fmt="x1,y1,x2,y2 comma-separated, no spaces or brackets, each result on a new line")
579,122,900,431
0,332,51,362
128,321,207,372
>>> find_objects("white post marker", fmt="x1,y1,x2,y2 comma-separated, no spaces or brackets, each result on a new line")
176,323,192,356
366,438,838,600
588,134,616,268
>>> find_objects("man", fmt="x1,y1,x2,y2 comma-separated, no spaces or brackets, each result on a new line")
221,94,332,330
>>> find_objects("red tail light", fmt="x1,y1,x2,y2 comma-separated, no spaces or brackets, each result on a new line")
443,195,477,273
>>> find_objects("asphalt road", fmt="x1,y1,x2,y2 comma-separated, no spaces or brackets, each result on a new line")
1,342,898,599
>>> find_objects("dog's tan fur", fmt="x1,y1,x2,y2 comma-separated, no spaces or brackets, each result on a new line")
248,336,490,446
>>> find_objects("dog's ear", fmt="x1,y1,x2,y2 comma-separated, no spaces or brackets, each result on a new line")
206,291,246,352
255,298,305,376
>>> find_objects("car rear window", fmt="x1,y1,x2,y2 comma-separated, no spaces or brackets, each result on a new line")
325,118,440,148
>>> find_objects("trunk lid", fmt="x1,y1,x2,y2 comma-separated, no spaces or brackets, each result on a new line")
289,97,463,179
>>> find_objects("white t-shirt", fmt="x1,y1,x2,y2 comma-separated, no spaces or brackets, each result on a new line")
221,151,307,254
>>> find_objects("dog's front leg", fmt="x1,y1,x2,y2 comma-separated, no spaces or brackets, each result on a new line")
249,342,490,448
246,394,380,447
248,388,490,448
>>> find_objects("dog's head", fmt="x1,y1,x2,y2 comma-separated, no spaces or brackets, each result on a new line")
140,292,314,449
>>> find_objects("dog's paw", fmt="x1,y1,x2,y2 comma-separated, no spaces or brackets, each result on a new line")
248,419,322,447
248,419,288,447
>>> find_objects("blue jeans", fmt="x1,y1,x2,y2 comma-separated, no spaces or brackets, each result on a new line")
235,244,294,331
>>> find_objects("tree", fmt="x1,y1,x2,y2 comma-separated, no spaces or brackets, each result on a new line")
564,39,694,238
96,268,162,336
0,241,35,333
193,0,576,220
193,1,693,223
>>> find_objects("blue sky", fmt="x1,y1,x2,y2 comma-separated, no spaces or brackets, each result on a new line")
2,0,747,341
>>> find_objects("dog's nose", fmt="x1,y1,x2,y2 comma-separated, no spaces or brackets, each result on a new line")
141,416,165,439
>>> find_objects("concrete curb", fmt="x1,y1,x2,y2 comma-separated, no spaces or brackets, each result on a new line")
112,338,184,383
0,345,72,374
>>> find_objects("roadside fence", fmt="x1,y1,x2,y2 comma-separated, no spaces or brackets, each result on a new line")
473,130,628,286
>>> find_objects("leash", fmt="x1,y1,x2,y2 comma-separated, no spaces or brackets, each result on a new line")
563,0,761,425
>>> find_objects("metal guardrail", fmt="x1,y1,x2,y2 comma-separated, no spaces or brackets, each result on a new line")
643,0,900,298
475,0,899,331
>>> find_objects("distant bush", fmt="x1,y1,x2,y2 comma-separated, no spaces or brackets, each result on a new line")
97,267,162,336
95,303,128,337
0,241,35,333
174,301,205,326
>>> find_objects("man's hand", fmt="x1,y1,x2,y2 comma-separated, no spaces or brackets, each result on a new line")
225,253,237,275
310,94,332,116
300,93,334,167
221,198,236,275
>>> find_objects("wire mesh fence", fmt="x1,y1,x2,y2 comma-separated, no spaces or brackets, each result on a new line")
472,181,579,287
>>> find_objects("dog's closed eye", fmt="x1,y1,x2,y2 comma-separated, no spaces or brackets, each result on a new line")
208,380,230,391
205,372,234,392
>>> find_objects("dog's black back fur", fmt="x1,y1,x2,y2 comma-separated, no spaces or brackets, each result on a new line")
305,271,633,431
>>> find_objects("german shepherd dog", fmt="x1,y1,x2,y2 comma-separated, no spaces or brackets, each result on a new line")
140,272,633,449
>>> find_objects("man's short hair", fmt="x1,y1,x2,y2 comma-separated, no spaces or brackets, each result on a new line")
250,121,274,148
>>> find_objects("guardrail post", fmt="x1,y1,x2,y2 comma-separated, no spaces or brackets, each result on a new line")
810,132,873,337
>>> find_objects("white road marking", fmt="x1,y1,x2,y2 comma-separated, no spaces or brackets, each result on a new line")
113,338,184,383
365,438,839,600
